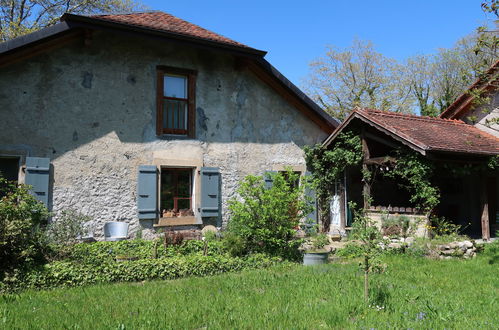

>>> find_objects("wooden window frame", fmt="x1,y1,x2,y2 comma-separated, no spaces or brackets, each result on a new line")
160,167,194,212
156,66,197,137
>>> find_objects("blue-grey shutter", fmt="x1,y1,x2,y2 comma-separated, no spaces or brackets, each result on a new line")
25,157,50,208
264,171,277,189
200,167,220,217
137,165,158,219
305,171,317,223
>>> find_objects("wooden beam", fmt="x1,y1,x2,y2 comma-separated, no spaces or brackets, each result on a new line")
365,131,400,149
339,180,346,231
361,128,371,209
365,156,397,165
480,175,490,240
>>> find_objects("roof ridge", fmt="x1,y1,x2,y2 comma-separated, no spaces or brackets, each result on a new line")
88,11,250,48
86,10,162,16
360,108,466,125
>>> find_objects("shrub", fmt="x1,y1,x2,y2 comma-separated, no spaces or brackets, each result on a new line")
57,239,227,265
3,253,284,292
429,216,464,238
227,171,312,258
44,209,90,246
0,177,49,279
381,214,411,238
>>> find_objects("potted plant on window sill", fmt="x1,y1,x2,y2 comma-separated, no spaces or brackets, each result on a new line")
303,233,331,265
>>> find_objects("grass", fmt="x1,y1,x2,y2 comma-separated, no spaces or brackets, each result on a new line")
1,254,498,329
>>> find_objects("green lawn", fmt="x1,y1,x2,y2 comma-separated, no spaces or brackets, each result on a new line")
1,255,498,329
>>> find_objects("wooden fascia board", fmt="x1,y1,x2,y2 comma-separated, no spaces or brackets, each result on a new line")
322,112,427,155
355,113,427,155
242,59,336,134
0,29,84,68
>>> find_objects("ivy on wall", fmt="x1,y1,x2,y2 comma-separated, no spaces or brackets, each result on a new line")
306,131,497,224
304,131,363,224
381,150,440,213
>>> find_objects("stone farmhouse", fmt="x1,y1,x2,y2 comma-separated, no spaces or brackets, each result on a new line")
0,11,338,239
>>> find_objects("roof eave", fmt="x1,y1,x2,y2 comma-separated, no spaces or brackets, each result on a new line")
0,22,72,55
323,110,427,155
61,13,268,57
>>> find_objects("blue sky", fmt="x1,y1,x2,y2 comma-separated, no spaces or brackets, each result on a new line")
144,0,492,86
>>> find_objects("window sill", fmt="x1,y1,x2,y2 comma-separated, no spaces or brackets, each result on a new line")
156,134,194,141
154,216,198,227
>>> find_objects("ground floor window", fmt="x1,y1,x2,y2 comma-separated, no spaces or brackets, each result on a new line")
0,157,20,182
279,170,301,189
160,167,194,217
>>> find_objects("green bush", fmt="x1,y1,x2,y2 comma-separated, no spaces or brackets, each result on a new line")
381,214,411,237
4,253,283,292
227,171,312,258
58,239,227,264
44,209,90,246
0,177,49,279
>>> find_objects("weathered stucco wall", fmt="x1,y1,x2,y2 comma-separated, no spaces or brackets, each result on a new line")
0,31,328,238
463,90,499,138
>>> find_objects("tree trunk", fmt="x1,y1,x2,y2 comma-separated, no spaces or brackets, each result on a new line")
364,255,369,303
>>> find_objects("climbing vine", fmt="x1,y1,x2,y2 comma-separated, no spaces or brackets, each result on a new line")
304,131,362,225
381,149,440,213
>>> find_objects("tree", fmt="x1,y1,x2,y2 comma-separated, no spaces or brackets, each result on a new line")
304,40,413,121
227,171,312,259
0,0,140,42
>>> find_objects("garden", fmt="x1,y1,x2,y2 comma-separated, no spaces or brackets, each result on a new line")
1,168,499,328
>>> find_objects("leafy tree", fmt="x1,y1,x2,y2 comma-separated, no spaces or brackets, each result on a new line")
0,0,141,42
304,39,413,121
0,177,49,279
226,171,312,259
349,202,385,304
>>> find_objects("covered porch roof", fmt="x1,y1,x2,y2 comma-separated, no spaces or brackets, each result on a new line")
323,108,499,157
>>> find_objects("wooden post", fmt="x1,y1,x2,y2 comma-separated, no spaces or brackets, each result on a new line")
339,179,346,231
361,128,371,209
480,175,490,241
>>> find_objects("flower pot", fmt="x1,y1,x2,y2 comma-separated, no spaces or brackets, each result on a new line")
303,251,329,265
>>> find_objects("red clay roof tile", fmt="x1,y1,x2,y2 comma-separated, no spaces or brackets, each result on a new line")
356,109,499,155
87,11,253,50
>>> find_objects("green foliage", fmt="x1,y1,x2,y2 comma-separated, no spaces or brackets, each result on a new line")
44,209,90,246
381,214,412,238
3,255,498,328
428,216,465,238
4,253,282,292
383,149,439,212
227,171,311,258
0,177,49,278
59,239,227,265
312,233,329,250
488,155,499,170
305,131,362,220
481,240,499,264
0,0,140,42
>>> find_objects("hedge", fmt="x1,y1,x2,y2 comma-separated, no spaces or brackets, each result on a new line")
1,254,284,292
59,239,227,265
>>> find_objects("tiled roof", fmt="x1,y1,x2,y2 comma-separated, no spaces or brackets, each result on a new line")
86,11,253,50
326,109,499,156
440,59,499,119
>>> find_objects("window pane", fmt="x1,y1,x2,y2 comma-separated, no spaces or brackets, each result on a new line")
164,75,187,98
163,100,187,130
160,169,193,212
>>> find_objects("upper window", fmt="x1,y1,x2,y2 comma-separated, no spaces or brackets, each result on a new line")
156,66,196,137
